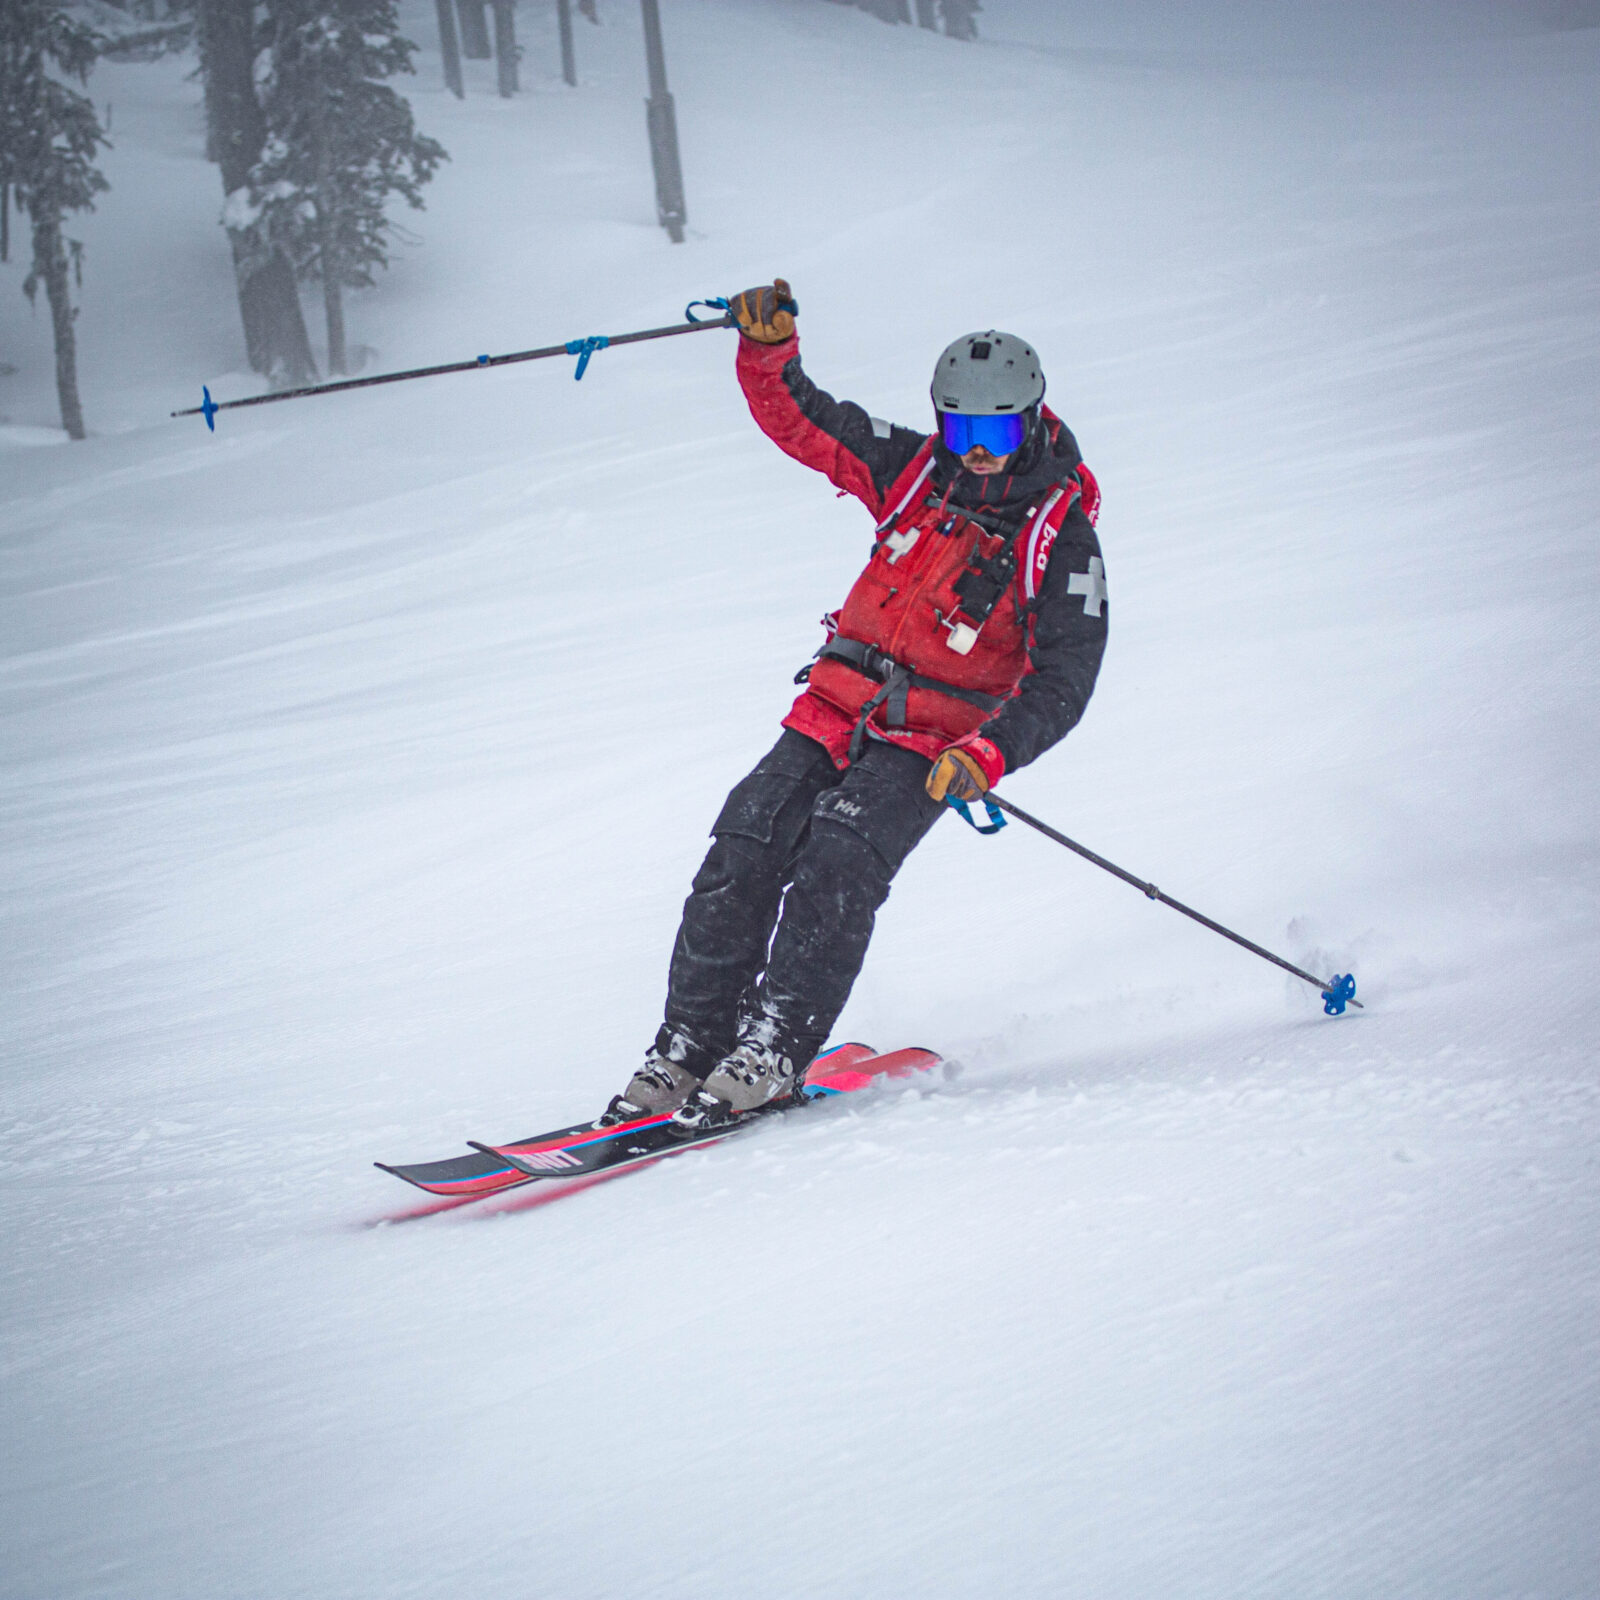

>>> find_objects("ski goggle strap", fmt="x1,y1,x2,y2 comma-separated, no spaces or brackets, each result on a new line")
941,410,1027,457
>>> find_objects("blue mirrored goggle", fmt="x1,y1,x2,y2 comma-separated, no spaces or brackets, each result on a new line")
940,409,1026,457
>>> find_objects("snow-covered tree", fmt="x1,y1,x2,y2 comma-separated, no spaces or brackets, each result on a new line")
0,0,109,440
250,0,447,374
196,0,318,386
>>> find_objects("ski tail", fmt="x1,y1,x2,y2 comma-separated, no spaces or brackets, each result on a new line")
373,1147,532,1199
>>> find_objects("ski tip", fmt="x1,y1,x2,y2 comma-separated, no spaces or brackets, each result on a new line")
869,1045,943,1071
816,1040,876,1063
806,1044,942,1095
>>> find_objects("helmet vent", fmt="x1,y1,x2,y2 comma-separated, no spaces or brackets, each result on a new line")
970,340,991,360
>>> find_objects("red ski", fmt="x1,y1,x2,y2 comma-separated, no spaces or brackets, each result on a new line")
375,1043,936,1202
472,1045,940,1192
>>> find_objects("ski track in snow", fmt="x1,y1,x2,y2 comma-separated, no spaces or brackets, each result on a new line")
2,2,1599,1595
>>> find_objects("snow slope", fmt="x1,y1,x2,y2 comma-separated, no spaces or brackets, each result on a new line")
3,2,1598,1594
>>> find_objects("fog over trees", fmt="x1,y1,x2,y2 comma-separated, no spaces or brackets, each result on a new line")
0,0,1592,438
3,0,451,419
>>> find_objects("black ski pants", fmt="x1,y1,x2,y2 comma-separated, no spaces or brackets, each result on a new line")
661,728,945,1073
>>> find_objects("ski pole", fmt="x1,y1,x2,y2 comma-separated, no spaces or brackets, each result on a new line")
172,296,736,430
947,792,1360,1014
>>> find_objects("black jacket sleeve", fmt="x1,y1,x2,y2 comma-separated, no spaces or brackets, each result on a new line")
981,505,1108,772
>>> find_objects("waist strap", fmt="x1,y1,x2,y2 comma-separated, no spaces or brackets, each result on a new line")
814,637,1005,761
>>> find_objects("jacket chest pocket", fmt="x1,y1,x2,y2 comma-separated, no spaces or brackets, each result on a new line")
949,527,1020,622
873,521,937,577
873,508,969,581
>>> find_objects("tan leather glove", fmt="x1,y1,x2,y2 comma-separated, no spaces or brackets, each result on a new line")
729,279,798,344
926,734,1005,803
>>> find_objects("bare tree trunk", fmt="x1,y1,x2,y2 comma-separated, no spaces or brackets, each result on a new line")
1,181,10,264
197,0,316,385
32,209,86,440
456,0,491,59
914,0,937,28
556,0,576,83
939,0,979,39
434,0,464,96
321,261,346,376
491,0,517,95
641,0,685,243
313,152,347,374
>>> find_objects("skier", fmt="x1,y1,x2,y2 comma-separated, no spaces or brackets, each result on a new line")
608,279,1108,1129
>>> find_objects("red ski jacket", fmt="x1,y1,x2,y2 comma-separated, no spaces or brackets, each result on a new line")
737,332,1107,772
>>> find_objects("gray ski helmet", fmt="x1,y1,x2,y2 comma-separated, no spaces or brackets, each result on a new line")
932,331,1045,415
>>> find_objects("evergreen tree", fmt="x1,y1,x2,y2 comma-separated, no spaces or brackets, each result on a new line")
250,0,446,374
196,0,318,387
0,0,109,440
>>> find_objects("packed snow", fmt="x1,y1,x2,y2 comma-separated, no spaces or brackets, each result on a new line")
3,2,1598,1594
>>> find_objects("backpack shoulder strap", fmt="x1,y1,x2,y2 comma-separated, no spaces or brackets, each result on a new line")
873,441,937,535
1020,464,1100,604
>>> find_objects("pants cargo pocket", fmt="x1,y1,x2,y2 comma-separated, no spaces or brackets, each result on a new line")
711,728,838,847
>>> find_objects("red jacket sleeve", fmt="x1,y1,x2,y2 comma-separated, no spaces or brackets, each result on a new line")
736,334,927,517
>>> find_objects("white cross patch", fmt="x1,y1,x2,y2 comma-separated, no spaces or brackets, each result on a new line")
882,526,920,565
1067,556,1107,617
